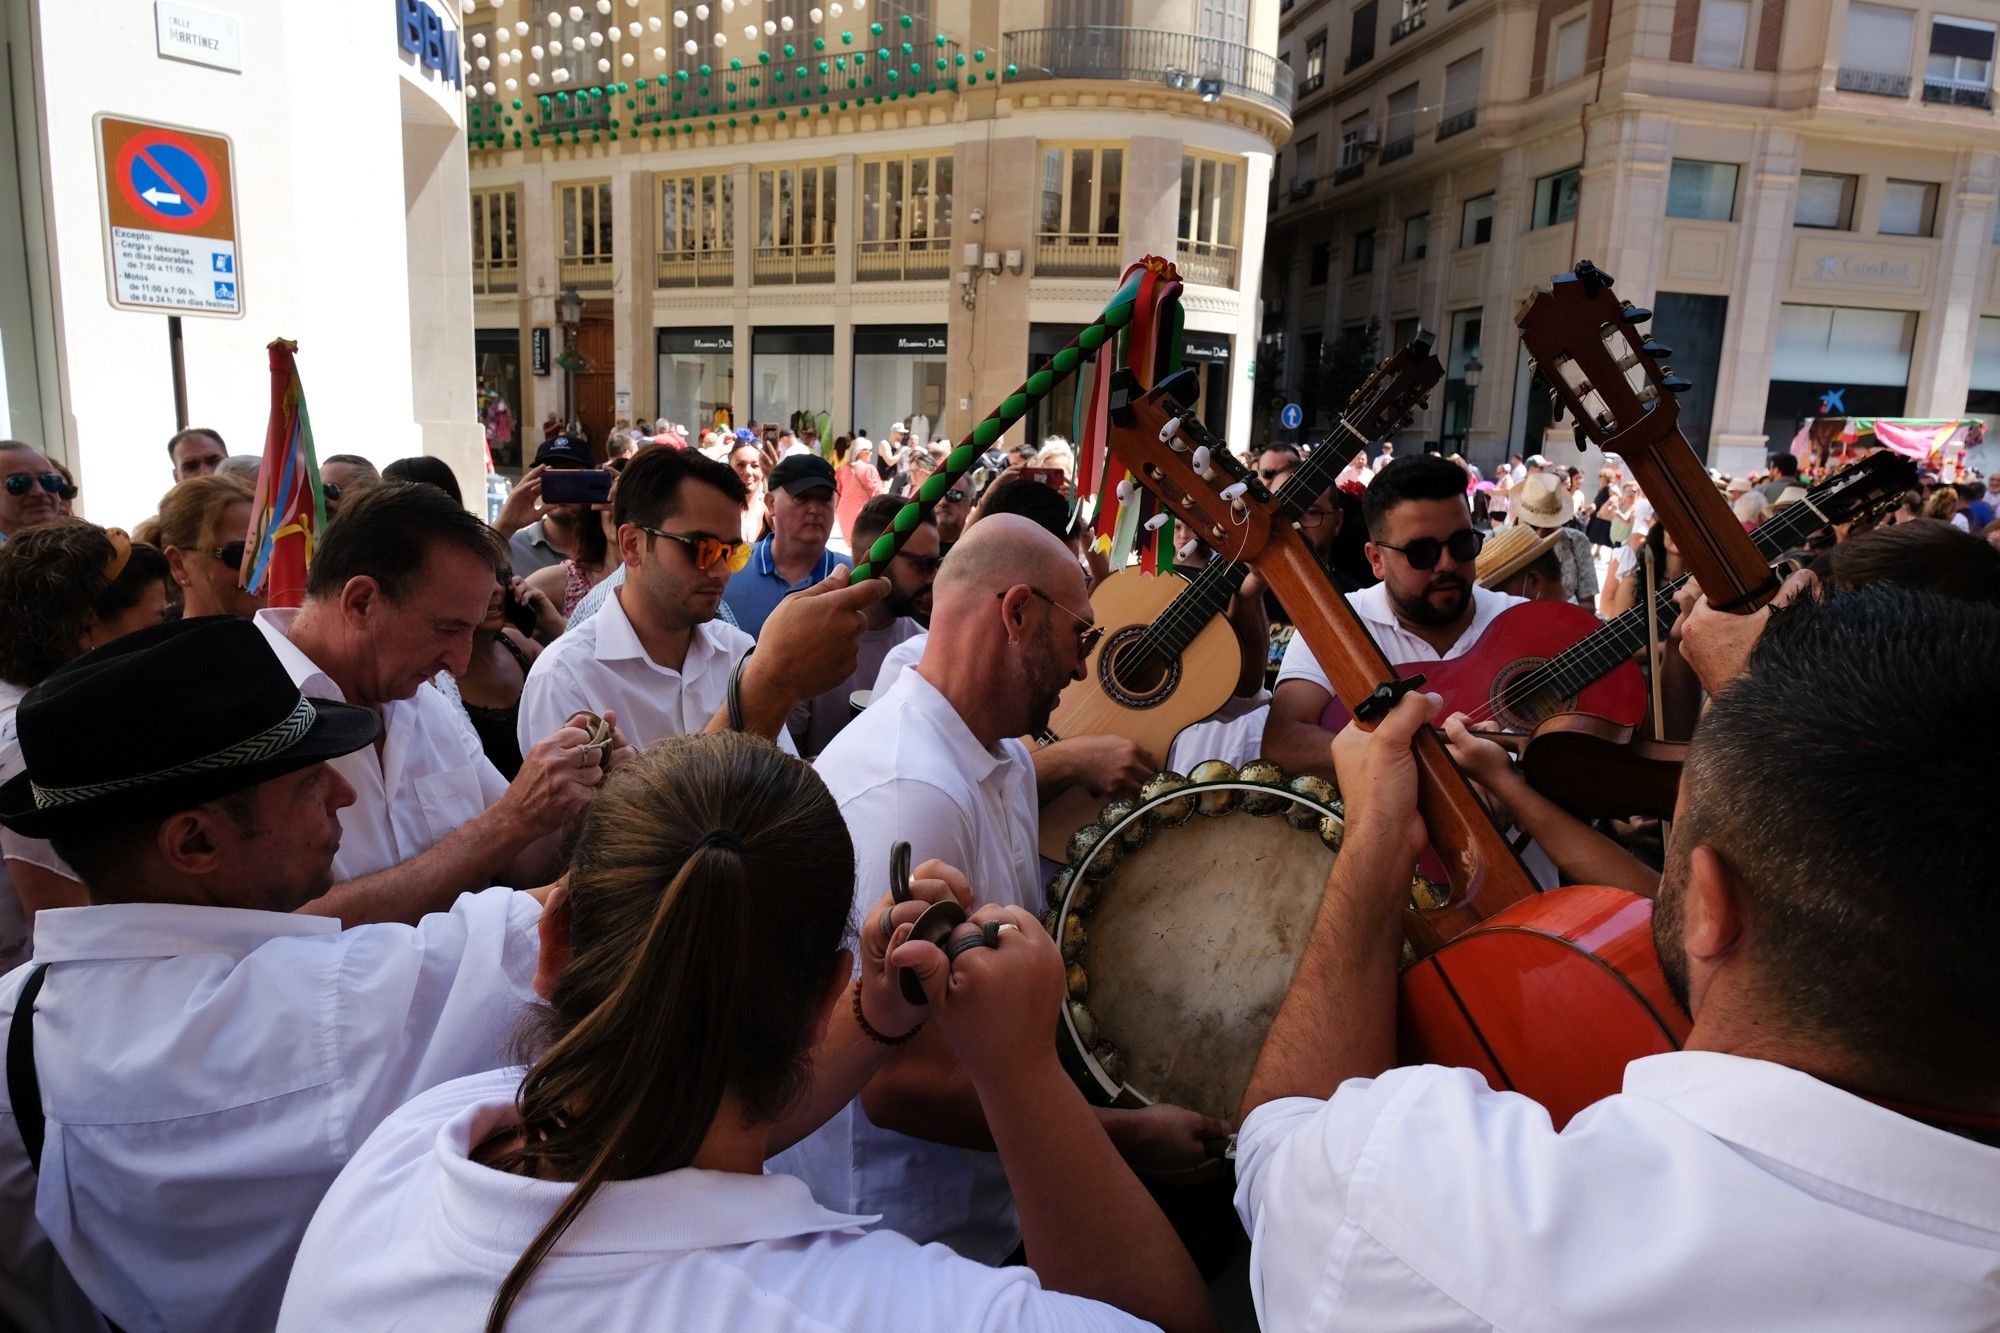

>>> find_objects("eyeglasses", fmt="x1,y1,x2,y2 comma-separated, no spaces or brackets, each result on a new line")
4,472,64,498
639,526,752,573
1259,467,1294,480
1299,507,1336,527
1007,586,1103,656
894,551,944,576
1375,528,1484,570
207,541,248,567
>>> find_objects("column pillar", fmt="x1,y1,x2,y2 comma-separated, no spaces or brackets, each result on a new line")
520,170,564,435
610,164,651,430
832,153,858,438
1907,149,1999,419
732,162,753,429
1709,126,1802,475
1470,148,1528,465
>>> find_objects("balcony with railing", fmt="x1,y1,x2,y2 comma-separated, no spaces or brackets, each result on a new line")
472,260,518,295
856,238,952,281
1391,1,1427,42
1036,232,1124,278
1923,79,1994,108
752,244,835,285
1002,27,1295,117
1835,67,1911,96
1333,161,1365,185
1175,240,1240,287
1380,135,1415,163
559,256,613,289
1436,107,1478,139
656,249,734,288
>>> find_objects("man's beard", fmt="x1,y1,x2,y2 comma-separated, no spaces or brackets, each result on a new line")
1022,627,1069,735
1388,574,1470,627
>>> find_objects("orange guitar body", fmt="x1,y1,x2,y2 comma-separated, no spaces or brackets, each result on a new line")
1399,885,1690,1127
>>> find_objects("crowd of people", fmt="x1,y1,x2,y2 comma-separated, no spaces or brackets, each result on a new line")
0,411,1994,1332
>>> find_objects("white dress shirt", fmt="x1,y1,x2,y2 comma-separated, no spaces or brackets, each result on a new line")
1236,1052,2000,1331
869,627,928,699
1276,582,1524,694
515,586,795,754
0,888,541,1333
770,668,1041,1263
280,1068,1147,1333
790,616,923,757
254,610,510,883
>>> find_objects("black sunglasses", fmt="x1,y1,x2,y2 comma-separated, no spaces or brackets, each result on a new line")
4,472,64,497
207,541,248,567
1375,528,1484,570
945,488,968,503
895,551,944,576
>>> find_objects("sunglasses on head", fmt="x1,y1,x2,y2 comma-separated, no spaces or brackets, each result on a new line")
1375,528,1484,570
639,526,752,573
4,472,64,498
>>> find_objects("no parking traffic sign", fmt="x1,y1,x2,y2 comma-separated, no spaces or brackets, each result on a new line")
95,114,241,317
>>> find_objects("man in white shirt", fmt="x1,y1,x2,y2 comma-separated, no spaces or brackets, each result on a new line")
789,493,931,756
1235,587,2000,1331
519,447,885,755
773,517,1227,1263
254,481,615,926
0,616,548,1333
1263,454,1522,780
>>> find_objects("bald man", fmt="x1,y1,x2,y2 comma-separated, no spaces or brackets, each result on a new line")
771,516,1228,1263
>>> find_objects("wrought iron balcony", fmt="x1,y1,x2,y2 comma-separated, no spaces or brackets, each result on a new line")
1002,27,1295,116
1380,135,1415,163
1835,67,1911,97
1922,80,1993,108
1391,2,1428,42
1333,161,1365,185
1435,107,1478,140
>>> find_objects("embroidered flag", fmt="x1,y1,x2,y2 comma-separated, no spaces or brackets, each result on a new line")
242,339,326,608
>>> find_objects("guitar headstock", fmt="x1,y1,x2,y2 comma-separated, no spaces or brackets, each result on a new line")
1516,261,1689,453
1102,334,1443,565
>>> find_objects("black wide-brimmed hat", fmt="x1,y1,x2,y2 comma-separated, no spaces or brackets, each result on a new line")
0,616,381,840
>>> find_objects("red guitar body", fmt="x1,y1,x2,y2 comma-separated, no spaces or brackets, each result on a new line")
1400,885,1690,1127
1320,599,1647,733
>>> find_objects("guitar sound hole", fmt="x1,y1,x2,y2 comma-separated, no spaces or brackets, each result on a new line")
1098,625,1181,710
1490,658,1572,731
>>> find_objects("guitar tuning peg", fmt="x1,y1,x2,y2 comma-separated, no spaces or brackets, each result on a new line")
1640,340,1673,360
1660,372,1692,393
1178,538,1201,561
1219,481,1250,501
1192,444,1213,477
1621,303,1652,325
1144,512,1171,531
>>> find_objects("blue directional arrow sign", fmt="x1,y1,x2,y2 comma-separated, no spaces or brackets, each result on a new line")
1280,402,1303,430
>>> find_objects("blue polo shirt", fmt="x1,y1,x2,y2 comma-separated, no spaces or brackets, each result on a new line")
723,536,851,638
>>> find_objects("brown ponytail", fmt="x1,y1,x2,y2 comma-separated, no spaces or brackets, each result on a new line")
484,731,855,1332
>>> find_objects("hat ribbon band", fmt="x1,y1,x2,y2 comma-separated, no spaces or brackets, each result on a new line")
30,696,320,811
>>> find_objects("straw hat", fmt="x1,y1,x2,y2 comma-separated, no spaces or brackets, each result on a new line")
1476,523,1563,589
1511,472,1576,530
1770,484,1810,510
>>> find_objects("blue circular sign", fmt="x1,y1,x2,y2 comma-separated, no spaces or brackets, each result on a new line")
1280,402,1303,430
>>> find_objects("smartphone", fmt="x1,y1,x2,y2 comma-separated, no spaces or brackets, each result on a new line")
541,469,614,505
502,583,541,637
1019,466,1067,492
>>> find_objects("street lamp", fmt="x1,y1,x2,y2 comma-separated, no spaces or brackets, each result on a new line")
557,285,583,433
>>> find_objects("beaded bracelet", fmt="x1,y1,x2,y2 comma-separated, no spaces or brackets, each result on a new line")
851,977,921,1046
726,647,754,733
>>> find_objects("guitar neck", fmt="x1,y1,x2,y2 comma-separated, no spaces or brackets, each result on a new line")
1143,556,1249,659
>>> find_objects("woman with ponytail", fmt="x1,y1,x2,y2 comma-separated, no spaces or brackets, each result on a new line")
280,732,1216,1333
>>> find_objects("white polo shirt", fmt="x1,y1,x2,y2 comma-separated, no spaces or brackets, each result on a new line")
255,610,510,883
0,888,540,1333
1275,582,1523,694
515,585,795,754
1235,1052,2000,1331
789,616,923,757
869,628,927,699
770,667,1041,1264
279,1067,1145,1332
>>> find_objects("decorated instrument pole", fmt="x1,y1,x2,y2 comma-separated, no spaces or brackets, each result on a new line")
849,269,1146,582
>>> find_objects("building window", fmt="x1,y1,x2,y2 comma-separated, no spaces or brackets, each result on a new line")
1401,213,1429,263
1308,243,1331,285
1291,134,1319,196
1338,112,1371,178
1839,3,1916,96
1383,82,1420,159
1694,0,1751,69
1532,167,1580,229
1795,171,1858,229
657,170,733,289
755,162,837,285
1037,144,1124,277
1460,192,1494,246
1550,9,1589,86
470,187,518,295
1879,179,1939,236
1353,229,1375,275
1927,16,1996,106
857,151,953,281
1439,51,1482,137
557,180,613,289
1347,1,1378,71
1178,151,1243,286
1303,32,1327,93
1665,160,1739,221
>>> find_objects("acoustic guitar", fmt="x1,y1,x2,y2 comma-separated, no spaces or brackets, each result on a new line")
1318,449,1917,735
1105,324,1690,1127
1035,338,1446,860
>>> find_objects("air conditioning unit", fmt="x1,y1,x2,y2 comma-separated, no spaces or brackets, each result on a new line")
1360,121,1382,151
1290,177,1317,199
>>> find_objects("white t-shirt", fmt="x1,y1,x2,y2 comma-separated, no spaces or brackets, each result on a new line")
1235,1053,2000,1331
1275,582,1525,694
770,668,1041,1263
280,1067,1146,1333
0,888,541,1333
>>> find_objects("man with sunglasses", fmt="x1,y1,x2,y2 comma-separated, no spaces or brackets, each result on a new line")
0,443,67,547
1263,455,1522,782
517,446,883,757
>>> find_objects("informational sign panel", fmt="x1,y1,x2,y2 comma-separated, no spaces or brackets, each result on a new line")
95,114,242,318
154,3,244,72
